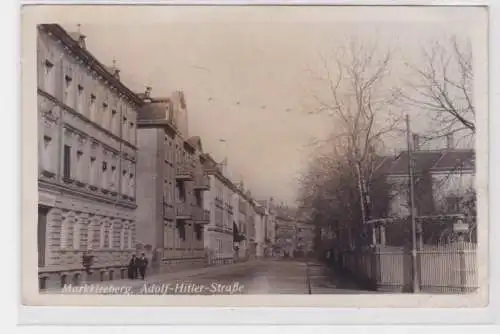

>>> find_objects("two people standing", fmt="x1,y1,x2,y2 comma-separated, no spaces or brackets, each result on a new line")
127,253,149,280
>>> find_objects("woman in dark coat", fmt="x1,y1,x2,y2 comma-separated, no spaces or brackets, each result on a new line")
127,254,138,279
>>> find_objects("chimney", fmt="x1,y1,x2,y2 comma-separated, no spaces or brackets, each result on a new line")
446,133,454,149
110,59,120,80
412,133,420,151
75,24,87,49
77,34,87,49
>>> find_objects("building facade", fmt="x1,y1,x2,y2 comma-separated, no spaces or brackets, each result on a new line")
202,155,238,264
232,183,255,260
275,214,296,257
372,135,476,245
254,201,266,258
136,91,210,271
37,24,141,289
257,199,277,256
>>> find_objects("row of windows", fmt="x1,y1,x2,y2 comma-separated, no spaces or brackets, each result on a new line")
60,218,133,251
163,223,204,247
38,36,137,145
41,132,135,197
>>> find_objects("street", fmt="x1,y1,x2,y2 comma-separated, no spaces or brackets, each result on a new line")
125,259,371,295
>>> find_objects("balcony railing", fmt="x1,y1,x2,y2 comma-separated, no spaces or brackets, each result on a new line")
176,163,194,180
193,207,210,224
176,202,192,220
194,174,210,191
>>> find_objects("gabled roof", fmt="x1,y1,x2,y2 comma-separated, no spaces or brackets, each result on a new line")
431,150,475,173
377,149,475,176
389,151,443,175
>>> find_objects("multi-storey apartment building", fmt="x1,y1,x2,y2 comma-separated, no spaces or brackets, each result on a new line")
202,155,237,264
232,183,254,260
257,198,277,256
136,91,210,271
254,201,266,258
246,193,257,258
37,24,142,289
275,212,296,258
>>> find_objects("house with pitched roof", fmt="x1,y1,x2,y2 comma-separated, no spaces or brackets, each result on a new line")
371,135,475,244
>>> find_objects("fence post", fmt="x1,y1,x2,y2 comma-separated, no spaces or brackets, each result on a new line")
370,245,380,291
458,237,466,293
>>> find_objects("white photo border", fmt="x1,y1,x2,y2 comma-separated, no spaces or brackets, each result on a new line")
7,0,500,326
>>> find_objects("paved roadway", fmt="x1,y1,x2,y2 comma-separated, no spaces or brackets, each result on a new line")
132,259,370,295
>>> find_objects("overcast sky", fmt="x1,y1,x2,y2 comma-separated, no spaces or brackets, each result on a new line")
54,5,485,205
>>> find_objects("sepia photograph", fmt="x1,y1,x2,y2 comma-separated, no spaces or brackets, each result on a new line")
20,3,489,308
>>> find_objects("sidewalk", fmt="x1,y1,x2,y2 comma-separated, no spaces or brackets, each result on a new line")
43,259,260,293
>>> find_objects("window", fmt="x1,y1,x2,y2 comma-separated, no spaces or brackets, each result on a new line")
63,145,71,179
60,218,69,249
77,84,85,113
111,109,117,134
195,224,203,241
110,165,117,191
127,227,132,249
122,117,128,141
102,102,109,129
99,224,105,248
43,59,55,94
129,122,135,144
445,196,461,213
41,135,54,174
101,161,108,189
108,224,114,248
89,94,97,122
89,157,97,187
121,169,127,194
38,206,48,267
87,223,94,250
128,173,135,198
76,150,84,183
64,70,74,107
120,227,126,250
73,220,80,250
177,221,186,241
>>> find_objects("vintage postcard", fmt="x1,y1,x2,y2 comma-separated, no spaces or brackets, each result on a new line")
21,4,489,308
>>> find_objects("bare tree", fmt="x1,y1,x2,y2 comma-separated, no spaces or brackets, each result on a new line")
403,36,474,143
299,37,403,250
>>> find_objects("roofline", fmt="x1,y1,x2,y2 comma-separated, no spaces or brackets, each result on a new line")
40,24,144,106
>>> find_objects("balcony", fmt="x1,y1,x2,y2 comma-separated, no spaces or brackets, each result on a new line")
176,163,194,181
163,205,175,220
175,202,192,220
193,208,210,224
194,174,210,191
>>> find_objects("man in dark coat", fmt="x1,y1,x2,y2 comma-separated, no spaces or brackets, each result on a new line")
137,253,149,280
128,254,138,279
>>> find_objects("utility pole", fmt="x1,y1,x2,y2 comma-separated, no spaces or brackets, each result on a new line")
406,115,420,293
